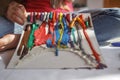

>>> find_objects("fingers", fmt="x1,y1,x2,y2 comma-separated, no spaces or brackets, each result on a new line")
11,13,24,25
6,1,26,25
13,5,26,19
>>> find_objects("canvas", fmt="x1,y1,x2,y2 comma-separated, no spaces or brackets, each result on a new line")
7,12,107,69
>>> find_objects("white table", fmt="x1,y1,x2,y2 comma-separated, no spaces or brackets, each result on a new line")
0,46,120,80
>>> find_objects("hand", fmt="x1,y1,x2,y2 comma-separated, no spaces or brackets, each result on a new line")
60,4,71,11
50,0,73,11
0,34,20,52
6,1,26,25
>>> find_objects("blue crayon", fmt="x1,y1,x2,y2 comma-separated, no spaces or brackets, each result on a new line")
111,42,120,47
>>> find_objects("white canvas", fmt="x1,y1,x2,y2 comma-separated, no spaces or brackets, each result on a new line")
7,13,106,69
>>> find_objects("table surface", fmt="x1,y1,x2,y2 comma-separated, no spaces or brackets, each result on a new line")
0,46,120,80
